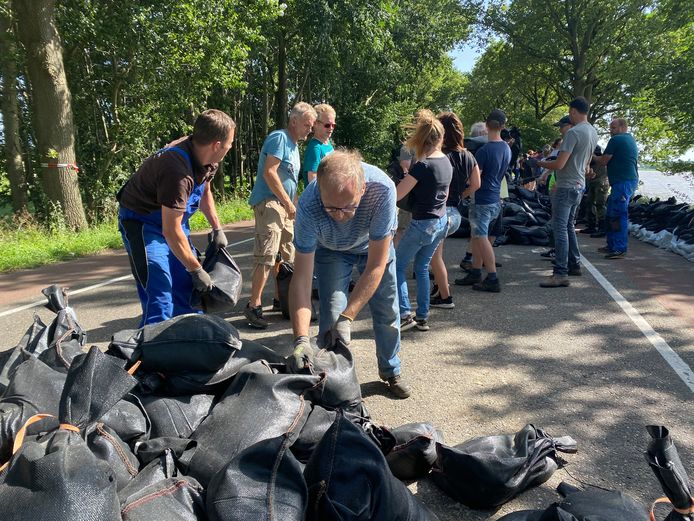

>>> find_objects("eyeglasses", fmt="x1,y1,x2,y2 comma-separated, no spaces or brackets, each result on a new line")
318,121,336,129
323,204,359,215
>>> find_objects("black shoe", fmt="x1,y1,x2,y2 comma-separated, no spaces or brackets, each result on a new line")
430,295,454,308
244,304,269,329
459,259,473,270
605,250,626,259
272,298,281,312
400,314,416,332
454,271,482,286
590,231,607,238
472,277,501,293
382,374,412,399
495,261,502,268
579,227,597,234
568,266,582,276
540,249,555,259
415,318,430,331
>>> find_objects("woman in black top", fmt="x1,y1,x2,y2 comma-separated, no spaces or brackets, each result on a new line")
429,112,481,308
395,110,452,331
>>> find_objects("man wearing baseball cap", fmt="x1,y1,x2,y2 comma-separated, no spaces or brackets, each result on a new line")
456,109,511,292
536,97,598,287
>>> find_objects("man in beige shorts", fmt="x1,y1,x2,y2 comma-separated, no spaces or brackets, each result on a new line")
244,102,317,328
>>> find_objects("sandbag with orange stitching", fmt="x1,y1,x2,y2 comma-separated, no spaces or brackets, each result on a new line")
0,346,137,521
118,448,205,521
646,425,694,521
0,357,67,461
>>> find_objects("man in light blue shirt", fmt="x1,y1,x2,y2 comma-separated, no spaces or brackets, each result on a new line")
288,150,412,399
244,102,316,328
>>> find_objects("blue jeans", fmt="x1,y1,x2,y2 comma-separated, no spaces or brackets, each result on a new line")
395,215,447,320
445,206,462,237
551,187,583,276
606,179,638,253
469,202,501,237
314,246,401,379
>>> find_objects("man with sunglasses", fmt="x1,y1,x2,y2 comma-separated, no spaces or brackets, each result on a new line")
302,103,336,185
288,150,412,399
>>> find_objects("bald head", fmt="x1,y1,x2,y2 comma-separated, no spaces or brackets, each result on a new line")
609,118,628,136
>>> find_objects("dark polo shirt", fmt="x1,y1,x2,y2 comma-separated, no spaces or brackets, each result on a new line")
119,136,217,214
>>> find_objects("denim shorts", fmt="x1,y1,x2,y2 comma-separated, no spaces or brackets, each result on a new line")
469,202,501,237
445,206,462,237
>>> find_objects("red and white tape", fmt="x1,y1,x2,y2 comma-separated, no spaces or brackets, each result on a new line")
41,162,79,172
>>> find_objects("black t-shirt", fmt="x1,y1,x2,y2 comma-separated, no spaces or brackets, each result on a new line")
118,136,217,214
445,149,477,208
408,156,453,220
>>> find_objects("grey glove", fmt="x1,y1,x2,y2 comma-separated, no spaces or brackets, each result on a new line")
322,314,352,347
209,228,228,250
287,336,315,373
189,267,213,292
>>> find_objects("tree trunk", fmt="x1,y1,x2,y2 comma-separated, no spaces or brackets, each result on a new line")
274,29,287,130
13,0,88,230
0,8,28,214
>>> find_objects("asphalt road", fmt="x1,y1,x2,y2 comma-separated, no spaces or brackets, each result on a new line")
1,220,693,520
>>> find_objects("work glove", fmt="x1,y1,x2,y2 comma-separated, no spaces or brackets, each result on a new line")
287,335,315,373
209,228,228,250
189,267,213,292
322,313,352,348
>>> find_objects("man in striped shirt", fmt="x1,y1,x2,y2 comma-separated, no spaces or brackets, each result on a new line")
288,150,411,398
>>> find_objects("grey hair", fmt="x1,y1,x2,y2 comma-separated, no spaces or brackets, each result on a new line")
316,149,365,195
470,122,487,137
289,101,317,121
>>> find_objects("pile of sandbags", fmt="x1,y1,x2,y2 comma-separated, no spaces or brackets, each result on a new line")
628,196,694,262
0,286,588,520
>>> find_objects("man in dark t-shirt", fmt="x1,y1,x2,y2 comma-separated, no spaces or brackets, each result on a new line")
456,109,511,293
117,109,235,326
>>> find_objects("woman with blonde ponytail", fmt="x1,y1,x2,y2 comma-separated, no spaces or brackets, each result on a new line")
395,110,452,332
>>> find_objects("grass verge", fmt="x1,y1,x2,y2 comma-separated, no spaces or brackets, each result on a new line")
0,198,253,273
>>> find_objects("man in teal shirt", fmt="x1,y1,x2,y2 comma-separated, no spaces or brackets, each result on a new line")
302,103,336,185
593,118,639,258
245,102,316,328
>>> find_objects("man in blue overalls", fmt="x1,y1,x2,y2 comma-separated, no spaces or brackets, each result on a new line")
117,109,235,326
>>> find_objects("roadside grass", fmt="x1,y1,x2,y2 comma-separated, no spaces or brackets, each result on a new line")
0,198,253,272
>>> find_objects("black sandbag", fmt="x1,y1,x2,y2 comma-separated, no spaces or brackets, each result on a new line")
140,393,214,439
191,242,242,313
292,338,362,412
101,393,150,443
386,422,444,482
0,357,67,461
87,422,140,491
0,346,137,521
207,435,308,521
304,411,440,521
107,313,243,394
291,403,337,463
133,437,197,466
276,260,293,319
187,360,323,486
498,482,649,520
119,448,205,521
646,425,694,521
0,285,85,392
431,424,577,509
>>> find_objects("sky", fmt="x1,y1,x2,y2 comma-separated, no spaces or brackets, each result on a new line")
449,43,484,73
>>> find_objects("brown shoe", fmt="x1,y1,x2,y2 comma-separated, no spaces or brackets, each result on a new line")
540,275,571,288
382,374,412,399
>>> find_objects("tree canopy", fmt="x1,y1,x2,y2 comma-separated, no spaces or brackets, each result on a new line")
0,0,691,226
